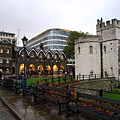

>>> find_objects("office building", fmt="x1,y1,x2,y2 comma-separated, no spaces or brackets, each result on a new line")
27,28,70,51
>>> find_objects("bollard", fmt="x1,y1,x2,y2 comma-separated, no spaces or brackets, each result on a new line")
58,77,60,83
52,77,54,83
99,89,103,97
77,75,78,80
89,75,90,79
83,75,84,80
45,79,47,83
36,80,40,84
66,85,69,89
71,76,72,81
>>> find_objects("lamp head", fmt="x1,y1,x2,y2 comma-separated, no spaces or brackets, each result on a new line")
22,35,28,46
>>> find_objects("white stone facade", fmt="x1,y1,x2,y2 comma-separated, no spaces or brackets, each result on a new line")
75,18,120,79
75,36,101,77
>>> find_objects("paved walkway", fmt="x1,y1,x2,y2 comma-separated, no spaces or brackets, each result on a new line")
0,99,16,120
0,85,100,120
0,101,10,120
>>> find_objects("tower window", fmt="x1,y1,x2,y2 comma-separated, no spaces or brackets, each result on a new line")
104,46,106,52
90,70,93,77
78,47,80,53
89,46,93,53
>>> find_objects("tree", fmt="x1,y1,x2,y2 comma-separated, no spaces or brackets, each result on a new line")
63,31,87,59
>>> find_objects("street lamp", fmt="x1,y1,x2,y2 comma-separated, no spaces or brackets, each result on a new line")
99,18,103,78
22,35,28,96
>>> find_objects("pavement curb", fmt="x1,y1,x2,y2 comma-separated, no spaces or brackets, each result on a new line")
0,97,24,120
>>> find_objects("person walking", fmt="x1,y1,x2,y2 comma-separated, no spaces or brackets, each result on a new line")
0,71,2,85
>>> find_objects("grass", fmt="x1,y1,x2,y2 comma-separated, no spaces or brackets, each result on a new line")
103,93,120,101
26,77,73,85
26,77,120,101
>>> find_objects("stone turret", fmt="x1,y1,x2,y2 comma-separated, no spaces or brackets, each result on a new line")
96,18,120,41
96,18,120,32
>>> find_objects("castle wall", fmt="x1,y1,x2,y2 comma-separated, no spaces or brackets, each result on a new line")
75,37,101,76
96,18,120,79
75,18,120,80
102,40,118,78
96,19,120,41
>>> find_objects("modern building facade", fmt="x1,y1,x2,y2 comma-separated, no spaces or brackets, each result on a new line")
75,18,120,79
27,28,70,52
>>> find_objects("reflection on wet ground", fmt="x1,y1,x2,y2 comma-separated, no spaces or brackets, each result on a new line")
0,87,100,120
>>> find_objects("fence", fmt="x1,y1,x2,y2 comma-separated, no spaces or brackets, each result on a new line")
76,74,102,80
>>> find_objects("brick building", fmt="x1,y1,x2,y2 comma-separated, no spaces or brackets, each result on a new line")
0,31,67,77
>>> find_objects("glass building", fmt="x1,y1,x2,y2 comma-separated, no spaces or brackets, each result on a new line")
27,28,70,51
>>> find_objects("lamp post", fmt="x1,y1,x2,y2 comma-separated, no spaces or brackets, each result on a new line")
22,35,28,96
99,18,103,78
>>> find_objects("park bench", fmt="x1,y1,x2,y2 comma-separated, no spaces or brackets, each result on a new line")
66,92,120,120
2,78,22,94
10,80,22,94
27,82,36,95
2,78,14,88
34,85,71,115
27,82,44,95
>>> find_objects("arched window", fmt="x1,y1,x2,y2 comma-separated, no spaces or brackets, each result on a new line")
6,68,10,73
0,48,3,53
111,67,113,76
6,59,9,63
104,46,106,52
54,54,58,59
90,70,93,77
0,58,3,63
60,55,63,59
78,46,80,53
47,54,50,58
6,49,9,54
30,52,34,57
39,53,43,58
89,46,93,53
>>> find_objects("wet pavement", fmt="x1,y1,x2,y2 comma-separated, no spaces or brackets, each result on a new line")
0,96,17,120
0,85,100,120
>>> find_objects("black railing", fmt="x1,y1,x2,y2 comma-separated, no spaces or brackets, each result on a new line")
76,74,102,80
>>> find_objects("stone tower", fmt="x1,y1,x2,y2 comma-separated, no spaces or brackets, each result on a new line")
96,18,120,79
75,18,120,79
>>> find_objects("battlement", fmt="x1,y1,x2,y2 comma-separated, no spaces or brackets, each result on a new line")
75,35,101,44
96,18,120,32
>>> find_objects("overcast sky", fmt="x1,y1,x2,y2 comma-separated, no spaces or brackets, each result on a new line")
0,0,120,46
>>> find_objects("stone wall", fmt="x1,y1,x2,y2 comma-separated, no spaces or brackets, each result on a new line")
71,79,119,95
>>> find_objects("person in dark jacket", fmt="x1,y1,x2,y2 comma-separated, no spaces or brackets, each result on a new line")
0,71,2,85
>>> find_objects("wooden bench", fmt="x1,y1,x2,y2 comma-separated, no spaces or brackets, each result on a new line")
2,78,14,88
34,85,71,115
2,78,22,94
27,82,44,95
27,82,36,95
67,92,120,120
10,80,22,94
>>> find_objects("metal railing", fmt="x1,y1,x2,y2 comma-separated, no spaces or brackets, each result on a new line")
76,74,101,80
